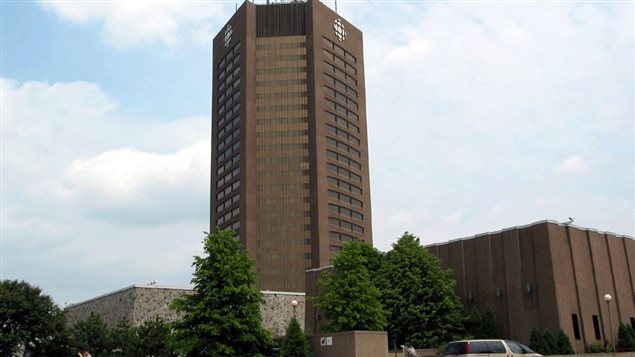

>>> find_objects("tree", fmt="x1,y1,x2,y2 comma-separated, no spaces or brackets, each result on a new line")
0,279,70,357
169,229,274,356
464,307,501,339
134,318,176,357
110,319,136,356
529,328,558,355
617,322,635,352
70,312,112,357
379,233,464,348
279,316,313,357
556,329,575,354
315,240,386,332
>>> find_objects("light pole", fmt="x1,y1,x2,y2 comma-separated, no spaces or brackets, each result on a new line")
291,299,298,319
604,294,615,352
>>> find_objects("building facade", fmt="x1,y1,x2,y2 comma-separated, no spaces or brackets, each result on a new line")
211,0,372,293
428,220,635,352
65,286,306,338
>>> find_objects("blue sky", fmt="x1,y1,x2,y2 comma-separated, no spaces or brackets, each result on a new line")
1,0,633,305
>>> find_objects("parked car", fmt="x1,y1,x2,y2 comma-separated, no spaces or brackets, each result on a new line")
445,339,542,357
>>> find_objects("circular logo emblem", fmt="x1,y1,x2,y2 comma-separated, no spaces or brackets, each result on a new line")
224,24,233,47
333,18,346,42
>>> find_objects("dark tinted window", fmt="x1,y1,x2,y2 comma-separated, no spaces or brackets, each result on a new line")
470,341,506,354
506,341,524,354
592,315,601,340
445,342,467,355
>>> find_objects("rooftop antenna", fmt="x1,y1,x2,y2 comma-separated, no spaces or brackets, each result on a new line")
335,0,338,13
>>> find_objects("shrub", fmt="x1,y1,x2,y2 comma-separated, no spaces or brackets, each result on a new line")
617,322,635,352
556,330,575,355
587,342,603,353
529,328,557,355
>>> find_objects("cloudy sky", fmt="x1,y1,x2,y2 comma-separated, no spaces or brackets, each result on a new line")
1,0,633,305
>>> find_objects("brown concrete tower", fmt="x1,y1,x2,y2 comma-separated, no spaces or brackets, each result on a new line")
211,0,371,292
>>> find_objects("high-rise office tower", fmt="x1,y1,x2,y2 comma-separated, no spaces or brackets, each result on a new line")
211,0,371,292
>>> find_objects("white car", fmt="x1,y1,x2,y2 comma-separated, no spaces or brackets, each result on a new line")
445,339,542,357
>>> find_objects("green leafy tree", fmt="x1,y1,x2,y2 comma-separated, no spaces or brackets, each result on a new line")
315,240,386,332
379,233,464,348
134,318,176,357
280,316,314,357
556,329,575,354
70,313,112,357
110,319,136,356
0,279,71,357
464,307,501,339
529,328,558,355
617,322,635,352
169,229,274,356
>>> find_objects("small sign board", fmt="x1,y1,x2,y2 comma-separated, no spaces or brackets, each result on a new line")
320,336,333,346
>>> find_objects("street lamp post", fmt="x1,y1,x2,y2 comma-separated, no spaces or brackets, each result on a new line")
291,299,298,319
603,294,615,352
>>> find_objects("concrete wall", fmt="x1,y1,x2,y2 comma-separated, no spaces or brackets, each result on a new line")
309,331,388,357
65,286,305,338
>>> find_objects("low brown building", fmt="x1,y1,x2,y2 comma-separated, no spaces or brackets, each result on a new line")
428,220,635,352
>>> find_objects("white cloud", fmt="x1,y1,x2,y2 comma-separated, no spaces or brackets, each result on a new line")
553,156,589,175
442,209,463,225
486,202,511,217
39,0,230,49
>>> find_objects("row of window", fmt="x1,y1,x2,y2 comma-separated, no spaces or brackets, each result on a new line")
218,42,241,70
324,85,358,109
218,87,240,108
256,42,305,50
322,36,356,64
218,69,241,93
257,54,306,62
327,163,361,182
257,92,307,99
258,210,310,219
256,130,308,138
217,141,239,163
217,167,240,188
323,61,357,86
217,154,240,176
218,54,241,80
256,103,308,113
217,220,240,233
328,203,363,221
217,206,240,226
327,176,362,195
257,224,311,233
219,65,240,92
217,79,240,104
328,217,364,233
322,48,357,75
216,193,240,214
327,149,361,170
217,93,241,127
257,239,311,248
328,189,362,208
256,117,306,126
324,73,357,98
257,79,307,87
256,170,309,178
256,156,308,164
257,197,310,205
217,116,240,140
325,98,358,121
257,143,308,151
217,128,240,151
326,123,360,145
217,98,240,116
257,183,310,191
325,111,359,133
258,252,312,261
326,136,360,157
256,66,307,75
329,231,358,243
216,180,240,200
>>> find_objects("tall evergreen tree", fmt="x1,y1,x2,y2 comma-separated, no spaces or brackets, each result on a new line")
556,329,575,354
618,322,635,352
280,316,314,357
169,229,274,356
315,240,386,332
134,318,176,357
379,233,464,348
70,313,112,357
464,307,501,339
